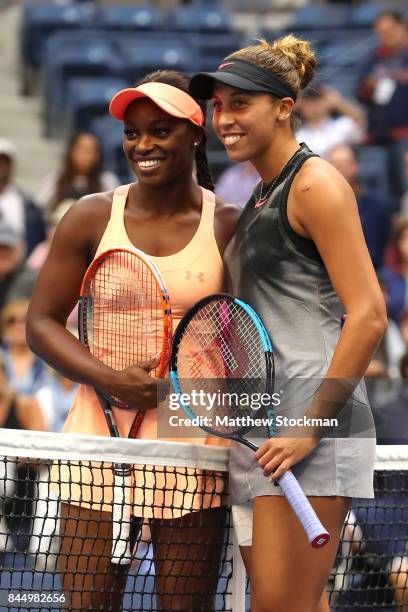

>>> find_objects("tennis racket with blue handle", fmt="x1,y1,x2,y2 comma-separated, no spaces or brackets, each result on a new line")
169,293,330,548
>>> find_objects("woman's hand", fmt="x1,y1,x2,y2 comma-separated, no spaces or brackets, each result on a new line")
255,435,319,482
103,354,169,411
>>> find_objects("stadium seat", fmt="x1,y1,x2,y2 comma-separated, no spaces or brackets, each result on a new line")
165,4,232,33
185,31,243,71
357,146,392,203
90,116,131,184
322,73,360,101
291,3,350,31
65,77,129,137
20,1,95,94
42,39,125,137
117,40,196,84
319,36,377,69
349,1,408,28
94,4,161,31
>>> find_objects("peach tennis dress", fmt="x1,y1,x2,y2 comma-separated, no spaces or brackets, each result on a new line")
56,184,229,517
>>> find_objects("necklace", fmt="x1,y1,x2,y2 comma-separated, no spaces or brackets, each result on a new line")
255,174,282,208
254,147,300,209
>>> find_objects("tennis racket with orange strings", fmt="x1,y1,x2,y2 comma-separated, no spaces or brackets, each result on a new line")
78,246,172,563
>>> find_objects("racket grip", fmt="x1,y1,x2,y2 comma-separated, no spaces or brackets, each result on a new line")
278,470,330,548
111,466,132,564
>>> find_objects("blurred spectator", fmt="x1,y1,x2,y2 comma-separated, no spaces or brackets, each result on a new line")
27,200,78,330
399,149,408,219
35,132,119,213
0,355,44,431
215,162,259,208
381,221,408,323
401,310,408,348
365,276,405,406
373,352,408,444
0,221,37,311
328,144,391,270
357,10,408,145
27,200,73,271
35,372,77,433
295,85,365,158
1,298,52,395
0,354,45,554
0,139,45,256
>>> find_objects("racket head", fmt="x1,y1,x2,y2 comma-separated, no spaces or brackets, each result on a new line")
79,247,172,409
170,293,274,439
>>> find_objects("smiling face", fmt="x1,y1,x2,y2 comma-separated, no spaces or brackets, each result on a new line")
122,98,199,187
211,83,288,165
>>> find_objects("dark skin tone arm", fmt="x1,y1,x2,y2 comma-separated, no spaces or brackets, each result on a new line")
26,187,241,410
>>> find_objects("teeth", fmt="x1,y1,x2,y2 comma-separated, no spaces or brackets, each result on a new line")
138,160,162,168
224,135,242,145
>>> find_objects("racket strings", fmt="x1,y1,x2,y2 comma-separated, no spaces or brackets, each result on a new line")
84,252,165,401
176,298,271,434
179,301,267,379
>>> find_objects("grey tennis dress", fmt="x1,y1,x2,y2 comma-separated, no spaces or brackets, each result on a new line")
224,143,376,503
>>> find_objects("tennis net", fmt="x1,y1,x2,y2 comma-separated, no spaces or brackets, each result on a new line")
0,429,242,612
1,432,407,611
330,445,408,610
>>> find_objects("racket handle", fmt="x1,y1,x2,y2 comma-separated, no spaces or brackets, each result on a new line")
278,470,330,548
111,466,133,564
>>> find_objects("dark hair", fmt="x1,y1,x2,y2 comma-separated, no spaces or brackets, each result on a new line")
375,10,406,26
52,132,104,212
400,351,408,378
136,69,214,191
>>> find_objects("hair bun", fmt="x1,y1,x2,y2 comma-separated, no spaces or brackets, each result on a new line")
270,35,316,90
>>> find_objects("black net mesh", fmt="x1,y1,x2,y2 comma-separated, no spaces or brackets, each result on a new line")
0,430,235,612
1,433,407,611
329,450,408,610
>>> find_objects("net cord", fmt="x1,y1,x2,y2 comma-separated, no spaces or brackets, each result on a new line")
0,429,229,471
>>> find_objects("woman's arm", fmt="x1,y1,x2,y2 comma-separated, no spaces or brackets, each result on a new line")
26,196,161,410
256,158,387,480
291,158,387,380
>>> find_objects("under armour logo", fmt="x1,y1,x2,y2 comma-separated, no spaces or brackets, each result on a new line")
185,271,204,282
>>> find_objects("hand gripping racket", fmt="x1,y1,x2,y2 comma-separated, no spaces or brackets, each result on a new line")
79,247,172,563
169,293,329,548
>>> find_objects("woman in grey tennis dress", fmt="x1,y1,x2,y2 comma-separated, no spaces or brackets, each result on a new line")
190,36,386,612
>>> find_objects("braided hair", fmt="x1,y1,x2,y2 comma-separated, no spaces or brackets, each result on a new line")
135,70,214,192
